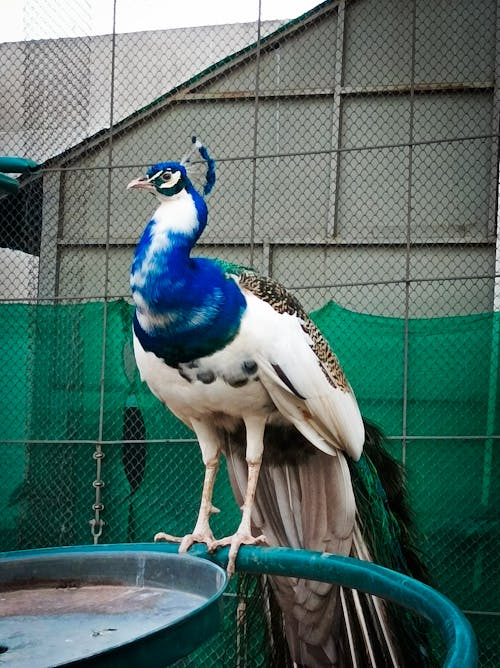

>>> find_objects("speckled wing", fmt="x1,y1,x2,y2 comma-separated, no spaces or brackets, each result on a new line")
238,271,348,389
237,271,364,461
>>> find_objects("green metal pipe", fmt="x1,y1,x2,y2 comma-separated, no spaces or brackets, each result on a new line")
0,543,477,667
216,544,478,668
0,157,39,174
153,543,478,668
0,172,20,194
0,157,39,194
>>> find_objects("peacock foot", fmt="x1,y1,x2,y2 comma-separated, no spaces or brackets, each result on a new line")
154,530,217,553
211,532,268,578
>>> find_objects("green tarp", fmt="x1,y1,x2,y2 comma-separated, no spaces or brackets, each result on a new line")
0,299,498,663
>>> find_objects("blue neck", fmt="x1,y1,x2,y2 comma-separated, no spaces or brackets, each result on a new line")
131,204,246,366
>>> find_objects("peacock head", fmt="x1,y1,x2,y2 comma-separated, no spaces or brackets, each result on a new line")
127,161,189,199
127,137,216,201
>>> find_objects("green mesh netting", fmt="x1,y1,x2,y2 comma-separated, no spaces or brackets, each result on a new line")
0,299,498,665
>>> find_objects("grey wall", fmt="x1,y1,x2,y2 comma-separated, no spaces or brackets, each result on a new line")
35,0,498,317
1,21,283,162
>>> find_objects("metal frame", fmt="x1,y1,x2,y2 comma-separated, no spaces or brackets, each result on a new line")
0,543,479,668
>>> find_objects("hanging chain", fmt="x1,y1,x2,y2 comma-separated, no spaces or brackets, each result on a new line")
89,443,105,543
89,0,116,549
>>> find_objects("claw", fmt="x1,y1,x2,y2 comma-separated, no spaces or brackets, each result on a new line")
212,532,268,578
153,530,216,553
154,532,182,543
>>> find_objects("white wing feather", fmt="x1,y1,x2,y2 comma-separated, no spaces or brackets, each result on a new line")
247,301,364,460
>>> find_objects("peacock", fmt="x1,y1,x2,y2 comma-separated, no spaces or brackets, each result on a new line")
128,138,436,667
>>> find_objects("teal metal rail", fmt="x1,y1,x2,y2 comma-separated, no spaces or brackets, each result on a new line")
180,543,477,668
0,156,39,194
0,543,478,667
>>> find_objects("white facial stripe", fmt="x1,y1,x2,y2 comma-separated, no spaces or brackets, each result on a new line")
158,171,182,190
147,171,163,183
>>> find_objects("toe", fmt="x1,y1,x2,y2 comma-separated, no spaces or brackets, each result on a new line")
154,532,182,543
213,533,269,577
179,534,195,553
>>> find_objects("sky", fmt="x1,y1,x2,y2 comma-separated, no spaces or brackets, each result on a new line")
1,0,320,42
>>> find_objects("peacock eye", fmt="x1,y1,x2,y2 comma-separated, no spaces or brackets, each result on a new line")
156,168,182,191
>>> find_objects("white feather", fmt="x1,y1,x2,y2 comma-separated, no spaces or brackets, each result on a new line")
134,288,364,462
240,292,365,460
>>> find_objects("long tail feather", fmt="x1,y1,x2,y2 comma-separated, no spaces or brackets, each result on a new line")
224,419,438,667
339,587,359,668
347,419,439,667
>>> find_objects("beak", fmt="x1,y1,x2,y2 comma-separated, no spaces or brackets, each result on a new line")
127,176,154,191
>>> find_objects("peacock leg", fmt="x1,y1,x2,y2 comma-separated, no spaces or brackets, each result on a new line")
212,416,268,577
155,420,220,551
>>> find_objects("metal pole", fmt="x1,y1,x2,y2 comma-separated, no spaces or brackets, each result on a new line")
401,0,418,466
91,0,118,546
249,0,263,270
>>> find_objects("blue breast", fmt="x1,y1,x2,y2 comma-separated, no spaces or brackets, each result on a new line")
133,253,247,366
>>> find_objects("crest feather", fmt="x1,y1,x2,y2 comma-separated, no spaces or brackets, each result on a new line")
181,136,216,196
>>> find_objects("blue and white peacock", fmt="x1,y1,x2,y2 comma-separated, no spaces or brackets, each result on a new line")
128,138,435,667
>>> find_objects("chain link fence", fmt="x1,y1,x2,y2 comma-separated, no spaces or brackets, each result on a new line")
1,0,499,665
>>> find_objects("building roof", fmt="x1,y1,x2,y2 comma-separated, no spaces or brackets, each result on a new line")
2,1,334,169
1,20,286,164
